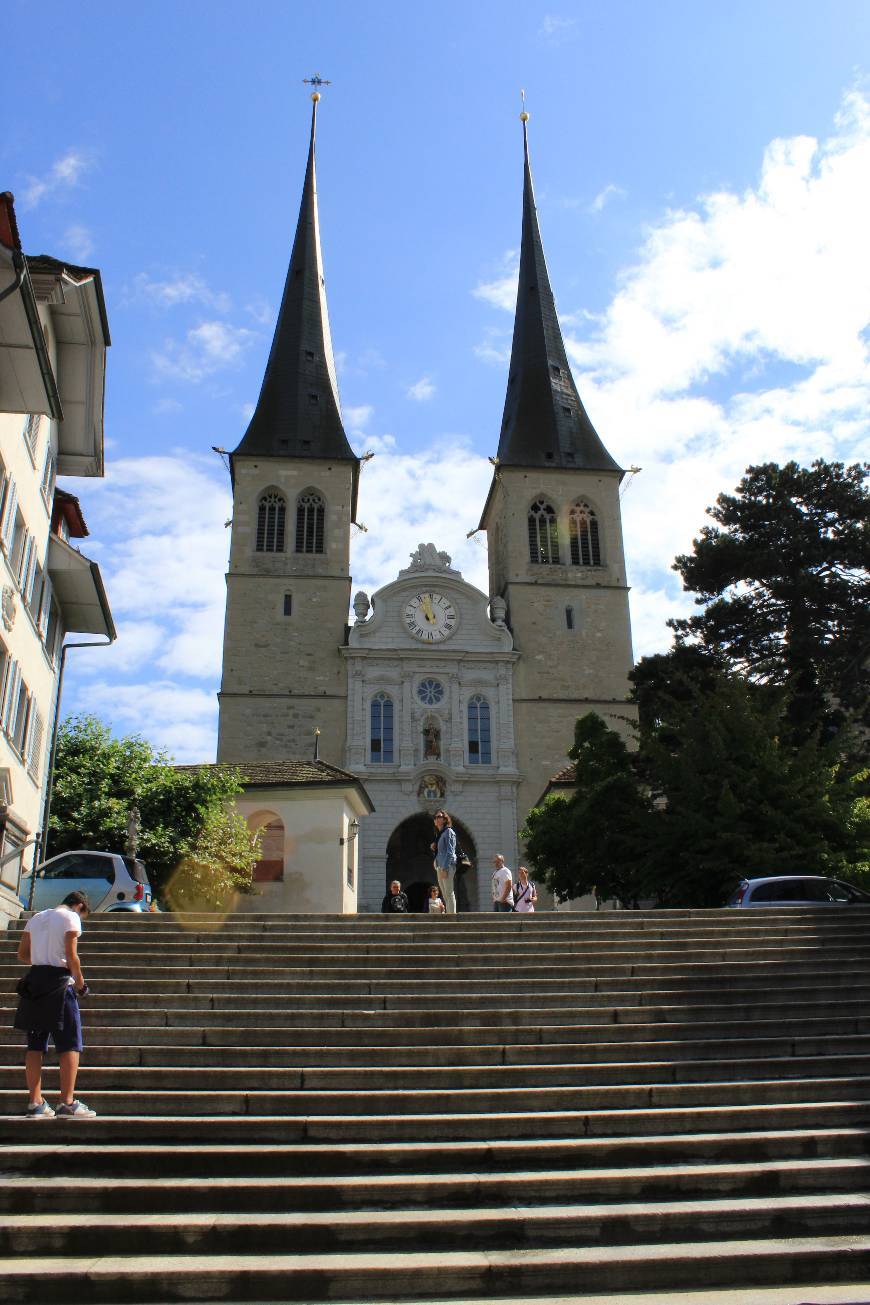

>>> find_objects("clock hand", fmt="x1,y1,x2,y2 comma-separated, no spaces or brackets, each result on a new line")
422,595,436,623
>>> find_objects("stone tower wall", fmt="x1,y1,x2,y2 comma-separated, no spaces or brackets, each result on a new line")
217,456,354,763
485,466,638,822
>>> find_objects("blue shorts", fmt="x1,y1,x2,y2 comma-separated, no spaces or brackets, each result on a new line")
26,987,84,1055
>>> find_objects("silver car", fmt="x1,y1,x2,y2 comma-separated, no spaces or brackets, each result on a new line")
727,875,870,907
21,850,155,914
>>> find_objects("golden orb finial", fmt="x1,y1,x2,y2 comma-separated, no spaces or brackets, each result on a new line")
520,111,529,122
311,91,321,103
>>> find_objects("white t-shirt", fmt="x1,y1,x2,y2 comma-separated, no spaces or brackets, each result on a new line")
26,906,81,971
491,865,513,903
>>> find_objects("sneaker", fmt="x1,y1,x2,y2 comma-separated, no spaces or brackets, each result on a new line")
25,1100,55,1119
55,1100,96,1118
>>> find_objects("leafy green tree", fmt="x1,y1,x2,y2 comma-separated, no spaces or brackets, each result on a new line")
164,804,261,912
670,459,869,740
523,713,655,908
644,673,858,906
49,715,258,899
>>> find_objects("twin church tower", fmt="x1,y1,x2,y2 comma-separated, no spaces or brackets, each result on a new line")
217,96,636,911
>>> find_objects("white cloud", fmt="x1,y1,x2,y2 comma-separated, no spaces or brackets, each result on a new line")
472,252,519,312
406,376,436,402
554,88,870,657
154,397,183,415
63,454,231,760
245,297,273,325
589,183,626,214
539,14,578,40
73,681,220,764
20,149,95,209
352,441,492,596
474,327,512,367
344,404,374,432
131,271,231,313
62,224,94,262
152,320,256,383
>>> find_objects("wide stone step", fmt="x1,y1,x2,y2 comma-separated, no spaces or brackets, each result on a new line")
5,1032,870,1068
3,1079,870,1121
3,1125,867,1171
6,965,870,998
5,1052,870,1092
3,1235,870,1303
6,1014,868,1046
6,994,867,1025
4,1192,870,1258
2,1156,868,1214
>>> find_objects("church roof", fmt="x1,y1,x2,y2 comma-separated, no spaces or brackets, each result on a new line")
232,99,359,498
495,115,621,476
176,758,374,809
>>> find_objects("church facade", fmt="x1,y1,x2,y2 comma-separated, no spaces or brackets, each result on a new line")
217,97,637,911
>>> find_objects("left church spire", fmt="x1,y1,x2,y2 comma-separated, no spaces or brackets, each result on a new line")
233,94,358,482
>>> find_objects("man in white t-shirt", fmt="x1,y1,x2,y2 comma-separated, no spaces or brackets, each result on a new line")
15,891,95,1118
491,854,513,913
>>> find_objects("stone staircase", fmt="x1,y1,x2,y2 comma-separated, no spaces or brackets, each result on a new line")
1,909,870,1304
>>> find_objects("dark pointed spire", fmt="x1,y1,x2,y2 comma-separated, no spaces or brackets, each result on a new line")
233,96,358,480
496,110,621,475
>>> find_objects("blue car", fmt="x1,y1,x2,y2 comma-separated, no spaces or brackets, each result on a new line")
20,850,156,914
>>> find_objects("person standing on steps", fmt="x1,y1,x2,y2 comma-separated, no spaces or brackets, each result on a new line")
427,885,446,915
381,880,410,914
491,854,513,912
431,810,457,914
513,865,537,913
14,890,96,1118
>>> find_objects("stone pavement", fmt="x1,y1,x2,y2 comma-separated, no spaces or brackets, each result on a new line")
1,908,869,1302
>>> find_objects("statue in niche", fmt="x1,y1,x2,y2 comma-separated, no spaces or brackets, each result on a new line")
422,719,441,761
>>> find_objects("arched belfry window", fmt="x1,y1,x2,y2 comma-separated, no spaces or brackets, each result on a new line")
370,692,394,764
256,491,286,553
528,499,560,564
569,501,601,566
467,694,492,765
295,489,325,554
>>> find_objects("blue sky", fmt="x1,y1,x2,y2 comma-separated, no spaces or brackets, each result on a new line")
4,1,870,761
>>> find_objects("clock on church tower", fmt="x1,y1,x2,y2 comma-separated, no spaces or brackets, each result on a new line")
403,592,457,642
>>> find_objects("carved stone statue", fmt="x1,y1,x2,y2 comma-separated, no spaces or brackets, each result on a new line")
401,542,457,574
125,804,141,858
352,591,371,623
422,720,441,761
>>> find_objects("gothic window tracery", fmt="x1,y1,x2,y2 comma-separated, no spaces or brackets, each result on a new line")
568,501,601,566
370,692,394,764
256,491,286,553
528,498,560,564
467,694,492,765
295,489,325,554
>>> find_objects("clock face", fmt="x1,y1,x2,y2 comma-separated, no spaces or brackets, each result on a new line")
404,591,457,642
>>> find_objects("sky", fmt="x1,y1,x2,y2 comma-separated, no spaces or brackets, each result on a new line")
4,0,870,762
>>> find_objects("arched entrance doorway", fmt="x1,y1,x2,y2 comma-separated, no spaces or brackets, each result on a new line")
385,814,478,912
247,810,285,882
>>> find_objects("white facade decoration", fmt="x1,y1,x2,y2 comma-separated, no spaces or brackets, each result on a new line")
344,548,520,912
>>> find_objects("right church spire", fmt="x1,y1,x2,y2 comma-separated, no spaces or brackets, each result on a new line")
496,109,622,475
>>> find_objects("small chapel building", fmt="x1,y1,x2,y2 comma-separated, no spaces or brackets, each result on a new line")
216,97,637,911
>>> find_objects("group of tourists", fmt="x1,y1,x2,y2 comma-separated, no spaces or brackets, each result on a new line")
381,808,538,916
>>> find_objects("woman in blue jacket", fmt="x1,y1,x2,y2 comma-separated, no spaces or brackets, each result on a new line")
431,810,458,915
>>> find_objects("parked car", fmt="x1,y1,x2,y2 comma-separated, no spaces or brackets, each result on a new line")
20,851,155,914
727,875,870,907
